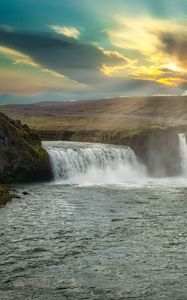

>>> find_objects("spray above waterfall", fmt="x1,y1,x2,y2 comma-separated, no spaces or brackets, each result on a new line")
43,141,147,185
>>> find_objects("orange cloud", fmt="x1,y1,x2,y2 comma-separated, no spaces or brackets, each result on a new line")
106,16,187,86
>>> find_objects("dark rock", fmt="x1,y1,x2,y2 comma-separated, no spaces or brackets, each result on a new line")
13,195,21,199
0,186,15,206
22,191,29,195
0,112,52,183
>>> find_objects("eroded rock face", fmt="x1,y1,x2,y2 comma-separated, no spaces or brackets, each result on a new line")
101,127,184,177
0,113,52,183
119,128,182,177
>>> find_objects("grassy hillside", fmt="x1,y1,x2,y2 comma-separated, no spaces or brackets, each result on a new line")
1,96,187,133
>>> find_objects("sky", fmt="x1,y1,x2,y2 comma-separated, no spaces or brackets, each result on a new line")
0,0,187,104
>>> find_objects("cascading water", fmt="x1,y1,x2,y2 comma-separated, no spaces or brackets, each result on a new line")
178,133,187,175
43,141,147,185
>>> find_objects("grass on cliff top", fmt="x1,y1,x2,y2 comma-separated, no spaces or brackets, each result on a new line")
8,115,168,132
15,116,93,131
112,124,170,138
0,110,181,140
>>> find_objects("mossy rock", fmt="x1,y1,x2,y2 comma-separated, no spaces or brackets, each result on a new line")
0,112,52,183
0,186,14,206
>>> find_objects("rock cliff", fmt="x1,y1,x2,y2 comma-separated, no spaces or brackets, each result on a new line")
0,112,52,183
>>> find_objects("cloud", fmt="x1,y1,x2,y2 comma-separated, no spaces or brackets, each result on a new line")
108,16,187,58
0,25,13,32
50,25,81,39
107,16,187,86
1,22,187,99
0,76,183,104
160,32,187,68
0,46,39,67
0,45,70,81
108,16,164,55
0,28,130,84
0,44,84,94
0,65,82,95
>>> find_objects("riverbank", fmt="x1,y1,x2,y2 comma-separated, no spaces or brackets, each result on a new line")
0,186,16,206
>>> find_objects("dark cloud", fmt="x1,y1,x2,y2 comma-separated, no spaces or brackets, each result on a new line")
160,32,187,67
0,28,129,83
0,28,185,101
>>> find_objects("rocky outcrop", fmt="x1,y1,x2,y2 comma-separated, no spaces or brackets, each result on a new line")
0,186,16,206
0,112,52,183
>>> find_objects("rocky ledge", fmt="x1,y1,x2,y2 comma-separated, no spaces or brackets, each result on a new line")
0,112,52,183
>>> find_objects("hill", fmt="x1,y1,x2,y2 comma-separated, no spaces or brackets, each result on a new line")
1,96,187,133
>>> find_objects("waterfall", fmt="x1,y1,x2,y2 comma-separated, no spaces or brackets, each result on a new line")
43,141,147,185
178,133,187,175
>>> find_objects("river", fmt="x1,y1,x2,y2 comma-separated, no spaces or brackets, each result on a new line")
0,141,187,300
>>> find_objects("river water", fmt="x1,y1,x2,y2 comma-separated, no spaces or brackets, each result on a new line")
0,141,187,300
